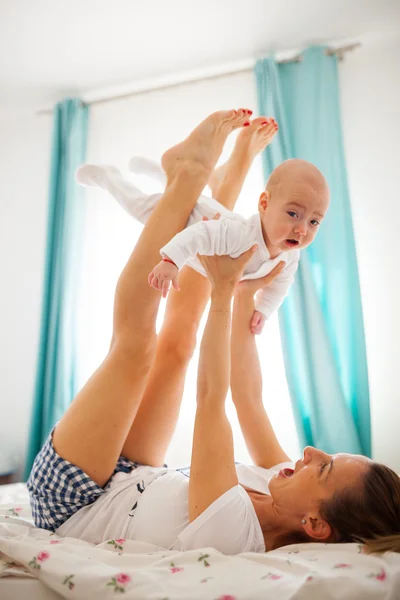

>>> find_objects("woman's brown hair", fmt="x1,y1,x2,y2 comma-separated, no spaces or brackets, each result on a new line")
320,462,400,553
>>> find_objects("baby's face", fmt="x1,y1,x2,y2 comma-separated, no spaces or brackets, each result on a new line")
259,183,329,254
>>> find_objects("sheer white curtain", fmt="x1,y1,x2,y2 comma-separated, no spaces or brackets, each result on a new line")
76,71,300,466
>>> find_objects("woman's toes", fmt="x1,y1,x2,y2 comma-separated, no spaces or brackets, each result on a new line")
237,108,252,117
233,108,253,127
259,117,278,139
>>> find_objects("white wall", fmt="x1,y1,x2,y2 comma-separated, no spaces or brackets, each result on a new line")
0,34,399,477
0,113,51,477
0,73,299,477
340,34,400,471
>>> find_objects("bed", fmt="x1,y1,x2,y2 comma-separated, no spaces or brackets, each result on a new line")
1,483,399,599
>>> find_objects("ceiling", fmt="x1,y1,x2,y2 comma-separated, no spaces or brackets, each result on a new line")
0,0,398,113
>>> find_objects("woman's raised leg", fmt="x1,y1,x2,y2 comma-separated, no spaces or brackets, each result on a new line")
208,116,277,209
120,266,211,465
51,109,250,486
119,119,276,466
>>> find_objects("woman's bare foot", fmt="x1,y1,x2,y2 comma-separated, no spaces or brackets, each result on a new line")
161,109,252,184
208,117,278,201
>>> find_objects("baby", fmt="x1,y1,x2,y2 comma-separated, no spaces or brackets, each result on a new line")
77,120,329,334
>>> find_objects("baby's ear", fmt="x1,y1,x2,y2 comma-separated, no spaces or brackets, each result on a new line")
258,190,270,212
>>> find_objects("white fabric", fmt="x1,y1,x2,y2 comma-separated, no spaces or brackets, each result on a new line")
77,159,300,319
2,484,400,600
1,579,61,600
129,155,168,186
56,462,292,554
131,157,300,318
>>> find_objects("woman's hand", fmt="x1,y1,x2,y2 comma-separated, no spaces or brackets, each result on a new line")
236,261,286,296
197,246,258,293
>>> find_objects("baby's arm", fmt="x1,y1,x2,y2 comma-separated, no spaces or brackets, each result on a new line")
252,255,300,333
250,310,267,336
148,259,180,298
148,217,251,296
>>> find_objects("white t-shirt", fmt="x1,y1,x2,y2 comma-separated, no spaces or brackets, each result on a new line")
56,462,294,555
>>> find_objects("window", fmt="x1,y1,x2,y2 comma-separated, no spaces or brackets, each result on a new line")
75,164,300,467
75,84,300,467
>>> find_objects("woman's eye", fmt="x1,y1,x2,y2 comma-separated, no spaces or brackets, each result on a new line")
288,211,298,218
319,462,327,473
311,219,320,226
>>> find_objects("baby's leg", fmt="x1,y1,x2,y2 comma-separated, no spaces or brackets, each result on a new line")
128,156,167,187
76,164,159,224
209,117,278,209
52,109,250,486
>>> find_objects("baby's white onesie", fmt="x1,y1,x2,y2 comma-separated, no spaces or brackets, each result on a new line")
77,157,300,318
161,212,299,319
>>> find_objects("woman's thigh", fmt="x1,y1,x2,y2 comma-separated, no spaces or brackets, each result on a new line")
52,172,210,486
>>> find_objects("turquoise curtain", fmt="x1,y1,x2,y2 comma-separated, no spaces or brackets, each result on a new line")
255,47,371,456
24,99,89,479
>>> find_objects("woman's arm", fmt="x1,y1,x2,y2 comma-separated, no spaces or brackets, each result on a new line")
188,249,255,523
231,269,292,469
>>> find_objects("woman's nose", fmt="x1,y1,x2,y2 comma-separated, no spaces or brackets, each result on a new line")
303,446,315,463
304,446,330,464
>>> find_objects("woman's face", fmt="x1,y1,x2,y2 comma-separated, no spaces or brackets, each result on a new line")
269,446,371,522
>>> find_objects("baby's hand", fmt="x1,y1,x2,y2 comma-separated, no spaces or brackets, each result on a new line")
148,259,180,298
250,310,266,335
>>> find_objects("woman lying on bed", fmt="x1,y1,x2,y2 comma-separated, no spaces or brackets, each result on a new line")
27,110,400,555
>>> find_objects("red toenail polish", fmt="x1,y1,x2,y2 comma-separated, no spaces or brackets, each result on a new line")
243,122,250,126
248,110,253,115
261,121,268,125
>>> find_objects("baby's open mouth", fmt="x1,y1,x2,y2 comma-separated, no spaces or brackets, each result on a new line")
285,239,299,247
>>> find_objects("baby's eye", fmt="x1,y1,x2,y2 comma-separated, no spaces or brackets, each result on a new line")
288,211,298,218
310,219,320,226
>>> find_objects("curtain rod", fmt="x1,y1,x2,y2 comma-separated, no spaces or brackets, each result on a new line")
37,42,361,115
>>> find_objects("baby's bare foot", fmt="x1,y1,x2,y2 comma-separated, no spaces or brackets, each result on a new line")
161,109,252,183
209,116,278,197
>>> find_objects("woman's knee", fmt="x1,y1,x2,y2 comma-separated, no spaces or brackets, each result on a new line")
159,320,198,364
111,327,157,373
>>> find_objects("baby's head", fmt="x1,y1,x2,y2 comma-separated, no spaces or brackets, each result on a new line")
258,159,330,256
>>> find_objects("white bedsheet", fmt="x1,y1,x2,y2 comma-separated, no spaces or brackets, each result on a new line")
1,483,399,599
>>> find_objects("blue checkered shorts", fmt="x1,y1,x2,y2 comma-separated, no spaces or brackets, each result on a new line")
27,431,141,532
